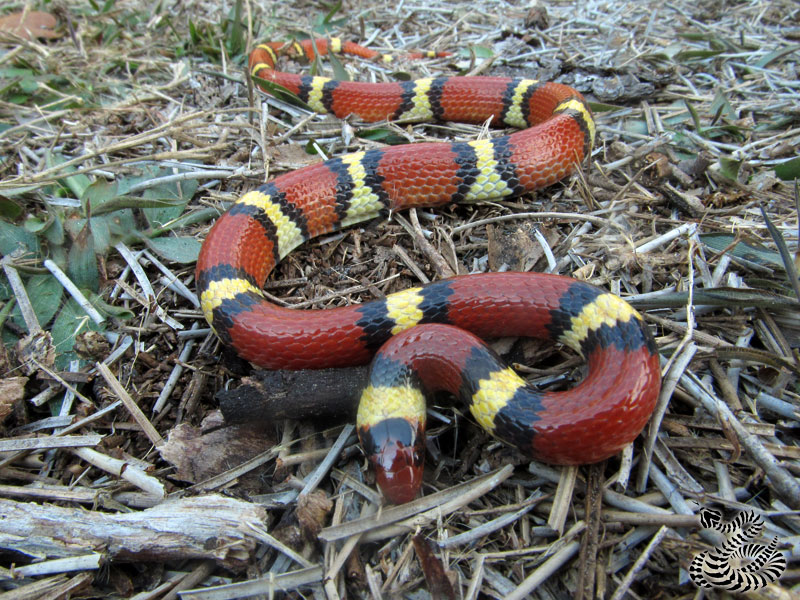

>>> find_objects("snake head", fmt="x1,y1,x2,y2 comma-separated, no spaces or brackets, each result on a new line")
358,418,425,504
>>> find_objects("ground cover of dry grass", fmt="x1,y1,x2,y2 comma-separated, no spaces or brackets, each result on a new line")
0,0,799,598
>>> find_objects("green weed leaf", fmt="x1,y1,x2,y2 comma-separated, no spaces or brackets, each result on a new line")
0,196,23,220
718,156,743,182
252,76,314,111
51,298,104,369
774,156,800,181
143,177,199,229
0,219,39,256
146,236,202,264
8,274,63,331
67,220,100,292
81,179,119,215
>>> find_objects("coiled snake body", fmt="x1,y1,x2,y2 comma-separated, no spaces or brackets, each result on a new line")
196,38,662,503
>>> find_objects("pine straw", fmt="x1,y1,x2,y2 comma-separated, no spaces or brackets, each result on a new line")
1,0,799,598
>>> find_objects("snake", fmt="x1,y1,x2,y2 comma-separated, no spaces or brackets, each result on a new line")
196,38,662,504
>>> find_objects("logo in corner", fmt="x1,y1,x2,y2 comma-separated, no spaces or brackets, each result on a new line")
689,507,786,592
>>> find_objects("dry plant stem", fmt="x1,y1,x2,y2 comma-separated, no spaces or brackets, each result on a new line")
437,493,542,549
450,211,627,236
319,465,514,542
161,561,216,600
381,534,417,593
601,511,697,527
2,110,220,185
1,257,40,334
634,223,696,253
637,341,697,493
640,313,733,348
529,462,675,520
392,244,431,283
0,434,102,453
178,566,323,600
0,482,126,505
27,385,60,407
365,565,383,600
10,553,103,577
681,370,800,509
72,447,165,498
43,259,105,324
548,465,578,534
244,523,315,569
188,447,279,493
153,327,199,414
0,573,93,600
299,424,354,498
577,465,603,600
0,495,265,569
609,526,669,600
465,554,486,600
0,400,122,469
505,522,585,600
129,572,185,600
708,358,743,411
325,500,374,590
660,237,697,376
95,362,164,446
409,208,456,277
32,359,94,406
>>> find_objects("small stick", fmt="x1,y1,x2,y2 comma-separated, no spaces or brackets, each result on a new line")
321,465,515,543
548,466,578,534
635,222,697,254
637,342,697,493
437,494,542,549
153,323,199,414
2,257,40,334
299,424,355,498
72,447,165,498
11,553,103,577
0,434,103,453
608,526,669,600
43,259,105,325
96,362,163,447
179,566,324,600
505,525,584,600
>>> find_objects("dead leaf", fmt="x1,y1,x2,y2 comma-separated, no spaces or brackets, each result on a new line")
14,331,55,375
159,422,274,488
413,534,456,600
0,11,59,41
297,491,333,540
0,376,28,424
487,223,554,272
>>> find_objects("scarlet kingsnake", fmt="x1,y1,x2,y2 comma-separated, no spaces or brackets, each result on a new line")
195,38,662,503
689,507,786,592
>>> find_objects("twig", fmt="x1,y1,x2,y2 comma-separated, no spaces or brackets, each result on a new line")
608,526,669,600
43,259,105,325
95,362,164,447
505,522,585,600
2,256,40,334
72,447,165,498
0,434,103,452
